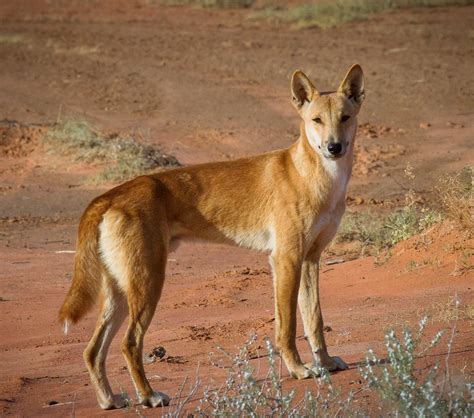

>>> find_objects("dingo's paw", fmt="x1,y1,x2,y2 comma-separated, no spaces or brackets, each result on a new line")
140,391,170,408
303,362,324,376
306,356,349,374
99,394,129,410
288,364,313,379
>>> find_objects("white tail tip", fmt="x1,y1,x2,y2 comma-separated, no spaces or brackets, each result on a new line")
63,320,71,335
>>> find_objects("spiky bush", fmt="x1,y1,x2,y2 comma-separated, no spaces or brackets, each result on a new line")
360,317,473,417
168,314,472,416
191,334,357,417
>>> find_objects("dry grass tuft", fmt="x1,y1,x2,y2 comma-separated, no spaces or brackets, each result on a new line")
429,296,474,323
0,34,25,43
436,167,473,232
45,119,180,183
161,0,253,8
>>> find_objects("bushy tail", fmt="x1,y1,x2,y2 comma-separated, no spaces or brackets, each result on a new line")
59,200,107,333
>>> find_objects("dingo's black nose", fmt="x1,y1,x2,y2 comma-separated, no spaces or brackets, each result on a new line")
327,142,342,155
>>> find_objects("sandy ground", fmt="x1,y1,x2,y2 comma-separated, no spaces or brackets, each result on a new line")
0,1,473,416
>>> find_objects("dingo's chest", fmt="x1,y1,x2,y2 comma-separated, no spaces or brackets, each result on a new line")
307,157,352,250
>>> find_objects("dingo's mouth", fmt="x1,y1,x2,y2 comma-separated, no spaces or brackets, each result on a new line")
323,150,346,160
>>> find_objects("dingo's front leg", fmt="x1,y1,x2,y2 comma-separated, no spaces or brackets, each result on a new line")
298,258,348,374
270,252,311,379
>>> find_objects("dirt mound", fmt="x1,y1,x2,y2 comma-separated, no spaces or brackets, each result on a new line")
388,220,473,278
0,120,44,158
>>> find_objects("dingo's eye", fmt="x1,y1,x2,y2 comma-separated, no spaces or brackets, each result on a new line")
313,117,322,124
341,115,351,122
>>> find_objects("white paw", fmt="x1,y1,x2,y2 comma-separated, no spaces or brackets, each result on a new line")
289,365,313,379
306,356,349,373
99,393,129,410
140,391,170,408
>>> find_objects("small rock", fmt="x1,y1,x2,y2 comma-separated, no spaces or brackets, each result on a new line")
419,122,431,129
323,325,333,332
143,346,166,364
355,196,364,205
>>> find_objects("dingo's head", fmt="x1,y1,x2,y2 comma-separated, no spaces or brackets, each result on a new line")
291,64,365,160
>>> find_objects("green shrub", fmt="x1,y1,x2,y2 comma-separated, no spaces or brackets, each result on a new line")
385,206,441,246
337,206,441,250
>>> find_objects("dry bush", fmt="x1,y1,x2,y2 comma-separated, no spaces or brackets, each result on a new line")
436,167,473,232
46,119,180,183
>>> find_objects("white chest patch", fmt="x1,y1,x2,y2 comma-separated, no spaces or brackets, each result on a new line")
321,157,351,210
225,227,275,252
304,122,355,250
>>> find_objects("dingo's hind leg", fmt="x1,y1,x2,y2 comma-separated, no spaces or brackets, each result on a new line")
121,245,170,408
83,275,128,410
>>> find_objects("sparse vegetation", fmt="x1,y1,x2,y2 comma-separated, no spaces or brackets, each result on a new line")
337,209,387,250
0,34,25,43
191,334,357,416
429,297,474,323
336,165,472,254
337,205,441,252
168,314,472,416
385,206,441,245
161,0,253,8
45,119,179,183
253,0,474,28
361,316,472,416
451,248,474,276
436,167,473,232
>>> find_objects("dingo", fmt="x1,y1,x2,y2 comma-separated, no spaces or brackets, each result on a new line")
59,64,365,409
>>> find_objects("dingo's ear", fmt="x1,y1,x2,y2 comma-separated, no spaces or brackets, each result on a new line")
338,64,365,105
291,71,317,110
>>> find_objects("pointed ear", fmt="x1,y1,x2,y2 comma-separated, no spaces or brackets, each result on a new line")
338,64,365,105
291,70,317,110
